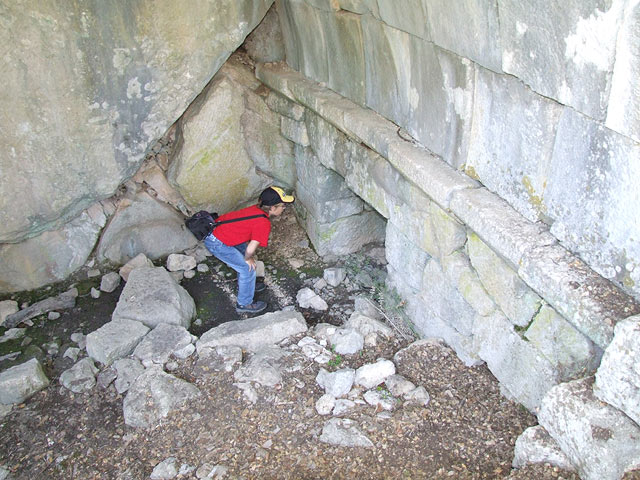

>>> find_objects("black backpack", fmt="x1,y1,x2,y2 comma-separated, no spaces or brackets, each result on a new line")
185,210,268,241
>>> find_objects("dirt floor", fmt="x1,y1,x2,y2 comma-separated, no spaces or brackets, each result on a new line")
0,210,581,479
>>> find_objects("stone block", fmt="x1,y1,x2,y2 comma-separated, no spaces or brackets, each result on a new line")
525,304,601,381
243,6,285,63
519,243,640,349
59,358,99,394
86,319,150,366
281,116,309,146
296,180,363,224
324,10,366,104
545,108,640,301
606,2,640,142
376,0,428,39
407,296,482,367
0,358,49,405
384,222,429,292
417,259,477,336
196,310,308,353
468,232,541,327
112,267,195,329
265,91,305,120
465,67,563,223
539,377,640,480
594,315,640,426
354,359,396,389
473,312,559,412
449,187,557,269
294,145,353,198
499,0,623,120
426,0,501,71
241,106,296,189
300,203,386,256
441,252,496,317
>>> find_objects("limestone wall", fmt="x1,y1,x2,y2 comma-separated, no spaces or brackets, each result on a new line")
274,0,640,303
255,61,640,414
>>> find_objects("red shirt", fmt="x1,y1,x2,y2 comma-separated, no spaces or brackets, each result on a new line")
213,205,271,247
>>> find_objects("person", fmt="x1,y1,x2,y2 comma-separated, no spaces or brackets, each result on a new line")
204,186,295,313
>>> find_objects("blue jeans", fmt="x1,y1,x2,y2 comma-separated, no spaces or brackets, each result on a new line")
204,234,256,306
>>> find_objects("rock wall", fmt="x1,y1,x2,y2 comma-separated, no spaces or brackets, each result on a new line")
0,0,274,244
274,0,640,303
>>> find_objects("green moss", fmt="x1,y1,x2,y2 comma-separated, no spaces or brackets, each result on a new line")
522,175,546,215
462,164,480,180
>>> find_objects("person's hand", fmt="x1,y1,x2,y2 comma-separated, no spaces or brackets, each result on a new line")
245,257,257,271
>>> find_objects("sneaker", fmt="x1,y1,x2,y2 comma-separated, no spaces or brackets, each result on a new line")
255,282,266,293
236,300,267,313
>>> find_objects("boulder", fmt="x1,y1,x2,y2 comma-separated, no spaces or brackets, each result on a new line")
96,193,197,265
233,347,288,387
123,367,201,428
133,324,193,367
113,358,145,394
539,377,640,480
594,315,640,425
0,358,49,404
86,319,150,366
59,358,99,393
512,425,575,471
0,0,273,244
196,310,307,353
112,267,195,329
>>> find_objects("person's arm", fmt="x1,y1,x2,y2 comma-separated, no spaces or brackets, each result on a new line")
244,239,261,271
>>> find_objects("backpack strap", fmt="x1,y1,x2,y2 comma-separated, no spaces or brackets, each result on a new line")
213,213,268,228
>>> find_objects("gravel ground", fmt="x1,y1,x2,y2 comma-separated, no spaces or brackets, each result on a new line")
0,210,581,479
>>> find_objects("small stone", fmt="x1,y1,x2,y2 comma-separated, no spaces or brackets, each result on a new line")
70,332,86,349
150,457,178,480
315,393,336,415
296,288,328,310
48,311,61,321
0,300,19,326
166,253,197,272
197,263,209,273
364,389,396,411
90,287,101,299
63,347,81,362
333,399,356,416
100,272,121,293
385,375,416,397
184,270,196,279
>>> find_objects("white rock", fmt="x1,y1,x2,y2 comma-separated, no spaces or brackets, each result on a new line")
512,425,575,471
166,253,197,272
385,374,416,397
329,328,364,355
355,359,396,389
316,368,355,398
48,311,61,321
90,287,101,299
0,358,49,404
315,393,336,415
150,457,178,480
594,315,640,425
319,418,373,448
296,287,328,310
100,271,121,292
